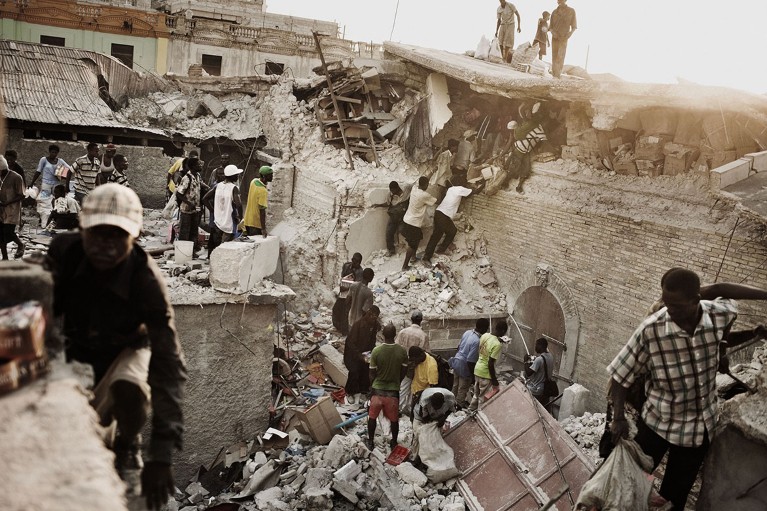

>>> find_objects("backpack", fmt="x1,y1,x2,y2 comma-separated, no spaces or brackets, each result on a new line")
428,351,454,391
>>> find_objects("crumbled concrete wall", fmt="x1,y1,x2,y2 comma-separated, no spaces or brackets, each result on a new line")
421,313,509,353
170,300,279,481
469,165,767,411
0,365,127,511
7,132,170,208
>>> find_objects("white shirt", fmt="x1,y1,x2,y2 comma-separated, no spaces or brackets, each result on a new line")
214,182,236,233
436,186,472,219
403,187,437,228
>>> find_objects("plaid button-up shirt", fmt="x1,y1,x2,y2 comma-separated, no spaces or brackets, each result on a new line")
607,298,738,447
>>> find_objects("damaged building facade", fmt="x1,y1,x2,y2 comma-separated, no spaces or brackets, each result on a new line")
2,5,767,510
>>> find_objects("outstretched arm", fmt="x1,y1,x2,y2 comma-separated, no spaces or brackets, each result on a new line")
700,283,767,301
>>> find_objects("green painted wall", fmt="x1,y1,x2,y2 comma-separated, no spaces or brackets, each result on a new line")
0,20,160,73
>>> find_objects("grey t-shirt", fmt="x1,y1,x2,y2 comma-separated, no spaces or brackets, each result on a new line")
527,352,554,396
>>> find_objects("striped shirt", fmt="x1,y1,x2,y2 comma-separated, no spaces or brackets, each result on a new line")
607,298,738,447
105,170,129,187
72,155,101,195
515,125,547,154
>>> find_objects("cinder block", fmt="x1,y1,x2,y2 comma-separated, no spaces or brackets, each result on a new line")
319,344,348,387
209,236,280,292
710,158,752,190
744,151,767,172
558,383,590,420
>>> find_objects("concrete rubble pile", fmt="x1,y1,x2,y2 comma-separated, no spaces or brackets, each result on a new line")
116,91,263,140
560,412,607,465
165,415,468,511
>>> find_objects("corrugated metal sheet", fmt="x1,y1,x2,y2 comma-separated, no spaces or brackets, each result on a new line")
445,380,594,511
0,39,169,135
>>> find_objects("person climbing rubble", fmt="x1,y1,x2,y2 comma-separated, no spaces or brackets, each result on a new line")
449,317,489,408
367,323,409,451
376,180,411,256
46,184,187,510
332,252,364,335
347,267,375,328
344,305,380,405
202,164,243,258
243,165,273,237
411,387,456,460
430,140,459,202
496,0,521,63
423,177,474,265
608,268,767,510
401,176,437,270
469,320,508,411
396,310,429,414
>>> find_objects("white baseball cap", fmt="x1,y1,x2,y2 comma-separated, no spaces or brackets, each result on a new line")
80,183,143,237
224,164,244,177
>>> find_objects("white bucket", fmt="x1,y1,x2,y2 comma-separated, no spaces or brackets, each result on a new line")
174,240,194,263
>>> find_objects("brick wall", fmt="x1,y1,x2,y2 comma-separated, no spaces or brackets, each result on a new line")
468,170,767,410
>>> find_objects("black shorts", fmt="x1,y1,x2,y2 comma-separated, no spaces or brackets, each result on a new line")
400,223,423,250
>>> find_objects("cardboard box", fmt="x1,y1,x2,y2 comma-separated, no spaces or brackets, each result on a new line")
0,355,50,396
613,160,638,176
293,396,343,445
640,108,678,135
635,135,672,161
636,159,663,177
0,302,45,359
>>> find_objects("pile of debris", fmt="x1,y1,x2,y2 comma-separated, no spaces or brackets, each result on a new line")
560,412,607,465
312,62,404,164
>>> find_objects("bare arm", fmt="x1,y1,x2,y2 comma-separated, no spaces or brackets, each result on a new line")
259,208,267,237
609,378,630,442
700,283,767,301
488,357,498,386
202,187,215,213
515,10,521,32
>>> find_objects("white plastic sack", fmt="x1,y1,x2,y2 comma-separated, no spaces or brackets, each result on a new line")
489,37,503,62
575,439,660,511
162,193,179,219
412,420,460,483
475,35,491,60
25,186,39,199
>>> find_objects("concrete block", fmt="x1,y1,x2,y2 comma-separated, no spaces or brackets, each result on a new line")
365,187,390,208
332,479,360,504
745,150,767,172
558,383,590,420
318,344,348,387
201,94,228,118
209,236,280,292
426,73,452,137
710,158,752,190
333,460,361,481
345,209,389,262
186,97,206,118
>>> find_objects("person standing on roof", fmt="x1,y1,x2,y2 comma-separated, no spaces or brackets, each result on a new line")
367,323,409,451
401,176,437,270
550,0,577,78
70,142,101,204
534,11,551,60
496,0,521,63
242,166,273,237
46,183,187,510
202,164,243,258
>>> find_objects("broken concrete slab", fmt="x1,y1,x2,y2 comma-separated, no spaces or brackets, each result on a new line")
209,236,280,292
710,158,752,190
332,479,360,504
395,461,428,487
744,150,767,172
333,460,362,481
304,487,334,510
318,344,348,387
201,94,228,118
346,208,389,261
426,73,452,137
254,486,284,510
186,97,206,118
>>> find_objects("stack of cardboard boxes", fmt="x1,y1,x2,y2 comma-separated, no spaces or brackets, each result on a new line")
0,301,49,395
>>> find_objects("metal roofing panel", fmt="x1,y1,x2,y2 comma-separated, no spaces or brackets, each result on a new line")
445,380,595,511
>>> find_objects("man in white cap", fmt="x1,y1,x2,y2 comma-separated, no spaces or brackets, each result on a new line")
203,164,243,258
46,183,187,510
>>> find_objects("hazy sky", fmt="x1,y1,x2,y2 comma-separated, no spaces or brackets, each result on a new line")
265,0,767,94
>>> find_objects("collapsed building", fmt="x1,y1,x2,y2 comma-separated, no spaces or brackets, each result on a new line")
2,5,767,510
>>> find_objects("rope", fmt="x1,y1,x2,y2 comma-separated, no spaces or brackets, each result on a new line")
389,0,401,40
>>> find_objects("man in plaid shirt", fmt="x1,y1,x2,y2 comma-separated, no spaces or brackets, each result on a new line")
608,267,767,509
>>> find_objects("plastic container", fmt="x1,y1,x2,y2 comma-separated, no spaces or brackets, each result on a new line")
174,240,194,263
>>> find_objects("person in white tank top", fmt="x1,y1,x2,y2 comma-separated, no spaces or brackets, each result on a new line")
202,164,243,258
